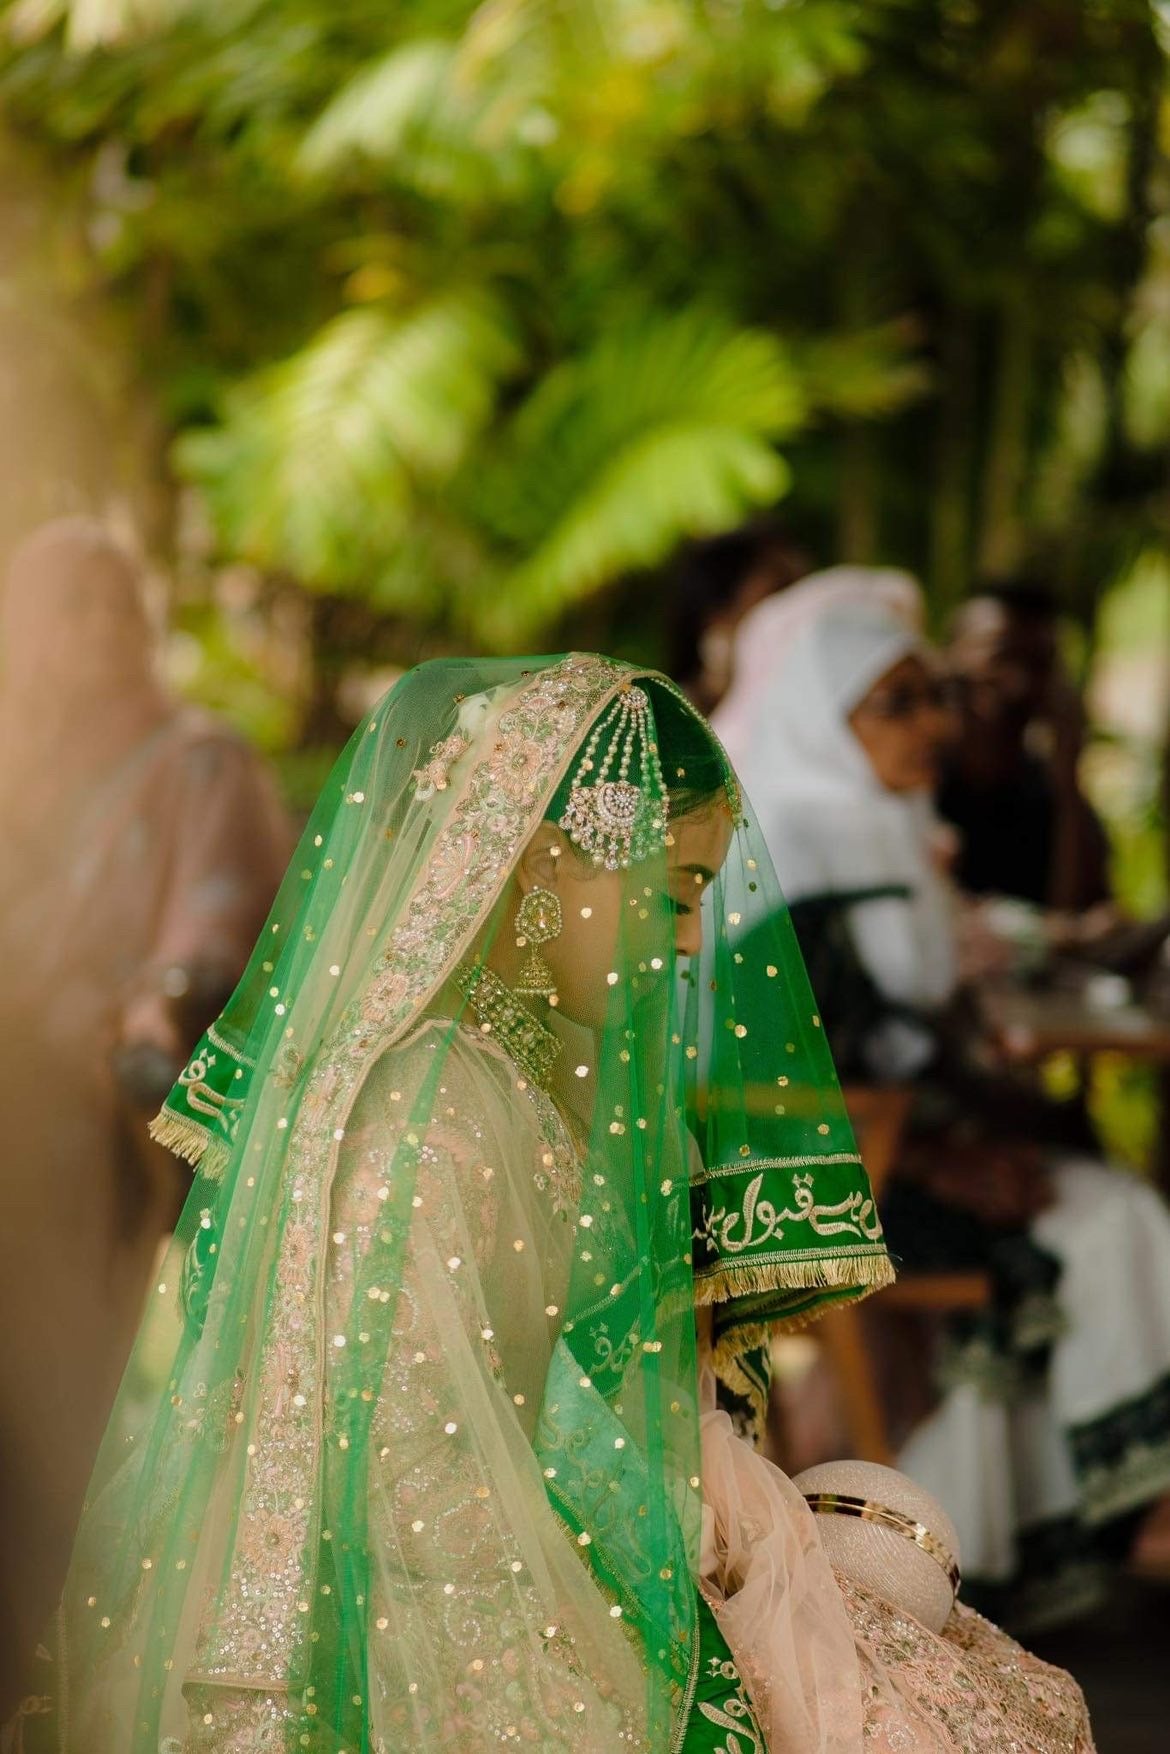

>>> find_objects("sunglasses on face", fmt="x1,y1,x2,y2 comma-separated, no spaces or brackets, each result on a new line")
856,679,959,722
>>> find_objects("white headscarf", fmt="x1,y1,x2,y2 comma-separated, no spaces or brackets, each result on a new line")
711,566,926,758
713,571,957,1014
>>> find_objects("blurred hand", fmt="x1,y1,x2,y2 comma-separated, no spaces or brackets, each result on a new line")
926,821,961,876
112,1041,183,1112
114,991,185,1110
1044,902,1124,954
955,902,1017,983
119,989,183,1059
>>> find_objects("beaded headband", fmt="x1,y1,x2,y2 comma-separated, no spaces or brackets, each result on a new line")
802,1491,961,1600
558,684,669,869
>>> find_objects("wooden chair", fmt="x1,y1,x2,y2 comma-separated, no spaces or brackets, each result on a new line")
815,1086,991,1464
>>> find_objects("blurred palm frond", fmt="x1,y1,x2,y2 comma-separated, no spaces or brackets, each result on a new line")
468,312,803,644
177,289,519,589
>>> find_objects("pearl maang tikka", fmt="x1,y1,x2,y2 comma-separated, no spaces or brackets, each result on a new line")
558,685,669,869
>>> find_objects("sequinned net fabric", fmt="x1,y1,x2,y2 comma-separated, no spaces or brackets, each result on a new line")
52,653,895,1753
183,1023,641,1750
844,1582,1096,1752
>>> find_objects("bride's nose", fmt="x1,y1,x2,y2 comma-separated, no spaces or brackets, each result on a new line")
673,914,703,959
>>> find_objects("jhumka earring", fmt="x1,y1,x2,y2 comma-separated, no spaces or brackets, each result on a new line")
514,887,563,999
558,684,669,869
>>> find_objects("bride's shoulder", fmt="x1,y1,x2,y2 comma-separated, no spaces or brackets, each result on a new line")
356,1014,520,1117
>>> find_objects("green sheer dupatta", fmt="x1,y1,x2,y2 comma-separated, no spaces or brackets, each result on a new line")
685,795,892,1435
56,654,889,1754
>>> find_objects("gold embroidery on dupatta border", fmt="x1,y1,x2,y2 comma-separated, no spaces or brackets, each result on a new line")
693,1152,867,1179
191,655,639,1688
694,1168,885,1255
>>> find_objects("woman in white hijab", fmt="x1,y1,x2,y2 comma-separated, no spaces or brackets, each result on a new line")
714,574,1170,1632
715,569,953,1072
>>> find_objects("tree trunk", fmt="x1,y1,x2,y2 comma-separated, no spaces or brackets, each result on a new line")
839,424,878,563
977,287,1033,579
929,313,976,623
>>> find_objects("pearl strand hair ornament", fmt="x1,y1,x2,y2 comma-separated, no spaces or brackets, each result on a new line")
557,685,669,869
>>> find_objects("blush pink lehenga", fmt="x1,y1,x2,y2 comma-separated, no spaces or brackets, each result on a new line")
699,1398,1095,1754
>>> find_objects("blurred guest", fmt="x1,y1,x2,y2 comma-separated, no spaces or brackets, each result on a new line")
715,578,1170,1630
668,518,807,713
938,582,1112,916
0,518,290,1709
712,562,924,761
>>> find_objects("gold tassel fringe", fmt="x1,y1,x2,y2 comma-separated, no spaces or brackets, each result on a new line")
705,1253,897,1435
712,1332,773,1432
694,1248,895,1309
148,1111,231,1182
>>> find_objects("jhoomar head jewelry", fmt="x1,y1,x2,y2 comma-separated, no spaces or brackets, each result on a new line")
558,685,669,869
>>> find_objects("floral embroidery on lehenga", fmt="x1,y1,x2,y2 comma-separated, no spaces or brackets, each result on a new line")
188,1019,639,1748
842,1577,1095,1753
344,1043,615,1745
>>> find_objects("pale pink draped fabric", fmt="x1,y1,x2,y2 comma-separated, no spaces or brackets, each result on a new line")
700,1405,867,1752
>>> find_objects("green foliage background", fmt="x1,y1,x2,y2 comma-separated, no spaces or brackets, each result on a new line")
5,1,1168,650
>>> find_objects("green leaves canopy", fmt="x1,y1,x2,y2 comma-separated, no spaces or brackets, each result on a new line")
1,0,1165,650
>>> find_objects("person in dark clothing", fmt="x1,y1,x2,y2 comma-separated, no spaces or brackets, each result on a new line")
938,584,1112,913
667,519,808,714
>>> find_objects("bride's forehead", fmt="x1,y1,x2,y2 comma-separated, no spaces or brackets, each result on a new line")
667,803,734,871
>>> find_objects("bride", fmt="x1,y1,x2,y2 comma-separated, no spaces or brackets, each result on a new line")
49,655,1092,1751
